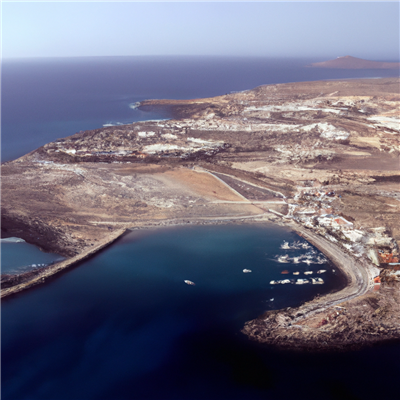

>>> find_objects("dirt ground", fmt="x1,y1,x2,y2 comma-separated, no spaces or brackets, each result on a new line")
2,77,399,349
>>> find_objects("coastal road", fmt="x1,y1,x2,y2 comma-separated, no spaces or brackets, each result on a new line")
287,224,377,323
198,168,378,322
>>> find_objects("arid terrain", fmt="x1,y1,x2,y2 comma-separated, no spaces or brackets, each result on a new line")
2,77,399,350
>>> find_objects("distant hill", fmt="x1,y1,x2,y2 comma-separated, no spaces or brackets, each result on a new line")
309,56,400,69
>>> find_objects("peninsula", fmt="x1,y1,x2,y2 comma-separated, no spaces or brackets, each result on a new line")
2,77,399,350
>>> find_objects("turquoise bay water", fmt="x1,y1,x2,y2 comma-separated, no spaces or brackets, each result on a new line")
1,240,64,274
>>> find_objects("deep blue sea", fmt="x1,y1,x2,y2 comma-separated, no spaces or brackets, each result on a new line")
2,56,399,162
4,225,399,400
2,57,400,399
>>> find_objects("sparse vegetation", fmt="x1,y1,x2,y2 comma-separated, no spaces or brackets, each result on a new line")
2,77,399,349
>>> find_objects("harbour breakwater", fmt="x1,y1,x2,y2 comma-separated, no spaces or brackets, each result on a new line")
2,212,398,351
1,229,127,298
2,77,399,350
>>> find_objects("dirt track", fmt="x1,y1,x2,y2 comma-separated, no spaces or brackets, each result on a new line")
2,77,399,349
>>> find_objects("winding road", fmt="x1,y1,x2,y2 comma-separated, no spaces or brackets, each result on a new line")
202,168,378,322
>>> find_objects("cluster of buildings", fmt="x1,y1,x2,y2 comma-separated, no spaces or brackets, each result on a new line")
286,185,399,280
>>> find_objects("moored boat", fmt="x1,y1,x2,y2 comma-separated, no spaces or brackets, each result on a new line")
295,279,309,285
311,277,324,284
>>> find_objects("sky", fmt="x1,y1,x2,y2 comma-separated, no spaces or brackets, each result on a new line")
1,1,399,60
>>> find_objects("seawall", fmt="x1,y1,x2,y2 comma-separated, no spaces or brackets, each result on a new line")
1,228,127,299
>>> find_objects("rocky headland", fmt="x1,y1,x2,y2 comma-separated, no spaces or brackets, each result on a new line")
2,77,399,350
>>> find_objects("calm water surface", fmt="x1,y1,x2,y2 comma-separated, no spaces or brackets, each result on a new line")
2,57,400,399
2,225,400,400
2,56,399,161
1,240,64,274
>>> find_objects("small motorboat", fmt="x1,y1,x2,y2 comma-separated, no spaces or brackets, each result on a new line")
277,255,289,263
184,280,195,286
311,278,324,285
243,269,252,273
295,279,309,285
280,241,290,249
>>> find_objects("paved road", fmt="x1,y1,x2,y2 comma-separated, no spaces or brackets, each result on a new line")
202,168,287,199
288,224,377,322
200,167,377,321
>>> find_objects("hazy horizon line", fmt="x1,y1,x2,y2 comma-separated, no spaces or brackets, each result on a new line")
3,54,400,62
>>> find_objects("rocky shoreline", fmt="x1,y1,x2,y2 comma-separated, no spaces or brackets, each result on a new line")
3,212,398,350
1,229,126,298
2,77,399,350
243,223,400,351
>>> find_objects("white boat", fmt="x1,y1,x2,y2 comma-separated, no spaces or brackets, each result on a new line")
270,280,278,285
295,279,309,285
280,241,290,249
317,270,327,274
311,278,324,285
243,269,252,273
277,255,289,263
304,271,313,275
293,271,300,275
184,280,195,286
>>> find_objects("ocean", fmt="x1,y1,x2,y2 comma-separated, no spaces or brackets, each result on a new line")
1,56,400,400
2,56,399,162
3,224,396,400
